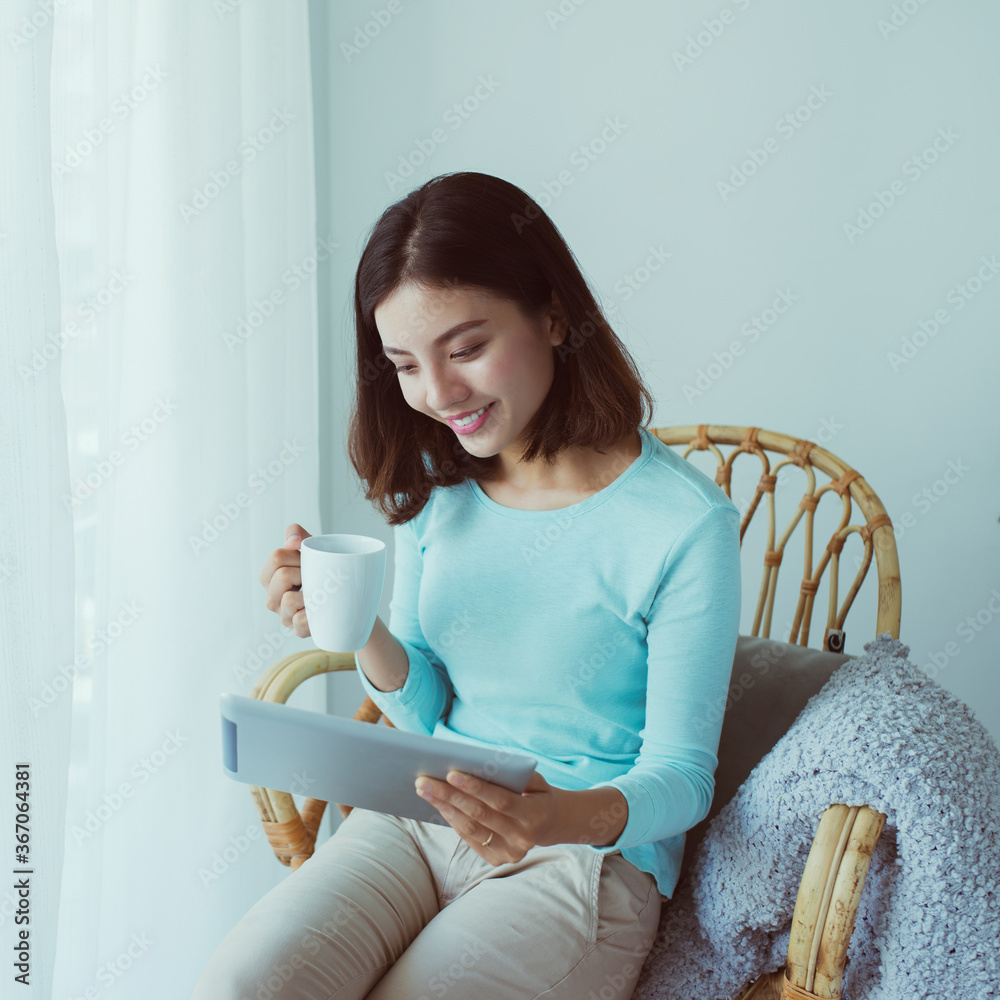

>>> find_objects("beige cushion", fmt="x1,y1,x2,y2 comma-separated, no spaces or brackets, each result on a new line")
679,634,853,878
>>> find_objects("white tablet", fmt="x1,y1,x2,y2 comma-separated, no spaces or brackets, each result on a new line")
219,693,538,825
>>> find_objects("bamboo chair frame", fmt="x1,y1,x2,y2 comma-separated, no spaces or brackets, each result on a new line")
247,424,900,1000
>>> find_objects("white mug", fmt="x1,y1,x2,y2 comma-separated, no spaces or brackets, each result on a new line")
299,534,386,652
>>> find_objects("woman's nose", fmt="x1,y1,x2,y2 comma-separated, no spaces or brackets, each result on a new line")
423,368,469,414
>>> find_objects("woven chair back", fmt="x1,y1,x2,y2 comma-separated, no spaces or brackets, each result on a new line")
654,424,900,650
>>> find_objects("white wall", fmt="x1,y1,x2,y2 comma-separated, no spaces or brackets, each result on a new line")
314,0,1000,742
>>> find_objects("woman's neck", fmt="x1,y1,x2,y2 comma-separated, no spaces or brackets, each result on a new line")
490,429,642,496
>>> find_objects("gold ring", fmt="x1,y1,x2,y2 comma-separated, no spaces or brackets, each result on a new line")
481,831,494,847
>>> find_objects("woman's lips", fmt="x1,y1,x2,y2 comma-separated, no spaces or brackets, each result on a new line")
448,401,495,434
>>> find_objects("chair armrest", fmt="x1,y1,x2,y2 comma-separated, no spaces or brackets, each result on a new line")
246,649,360,869
730,803,887,1000
784,804,886,997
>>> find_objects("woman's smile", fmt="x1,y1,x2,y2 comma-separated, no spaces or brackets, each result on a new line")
447,401,496,434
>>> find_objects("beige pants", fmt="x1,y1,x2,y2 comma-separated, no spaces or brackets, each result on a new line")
191,805,662,999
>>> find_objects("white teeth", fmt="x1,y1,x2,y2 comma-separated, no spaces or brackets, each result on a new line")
453,404,489,426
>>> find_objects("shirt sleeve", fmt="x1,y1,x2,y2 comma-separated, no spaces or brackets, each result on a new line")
354,518,454,736
589,502,742,851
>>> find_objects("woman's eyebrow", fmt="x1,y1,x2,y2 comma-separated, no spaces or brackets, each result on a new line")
383,319,487,357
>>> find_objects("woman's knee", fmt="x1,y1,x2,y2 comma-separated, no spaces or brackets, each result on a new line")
190,905,374,1000
190,906,311,997
190,815,437,999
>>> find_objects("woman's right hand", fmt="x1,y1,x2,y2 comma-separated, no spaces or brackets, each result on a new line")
259,522,313,637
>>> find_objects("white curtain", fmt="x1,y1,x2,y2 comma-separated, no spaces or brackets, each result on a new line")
1,5,75,998
2,3,324,997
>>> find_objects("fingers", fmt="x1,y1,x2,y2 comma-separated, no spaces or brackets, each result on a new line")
264,564,301,613
259,523,314,637
280,587,310,637
258,545,298,590
418,788,502,856
415,773,523,853
258,523,312,588
289,610,310,638
283,522,311,548
443,770,516,812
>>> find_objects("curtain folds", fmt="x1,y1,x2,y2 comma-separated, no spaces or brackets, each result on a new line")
3,3,323,997
1,6,75,998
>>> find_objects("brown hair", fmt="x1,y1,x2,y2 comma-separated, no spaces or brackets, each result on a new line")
346,171,655,526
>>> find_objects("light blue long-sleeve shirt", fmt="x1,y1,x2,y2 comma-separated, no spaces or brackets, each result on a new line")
355,425,742,898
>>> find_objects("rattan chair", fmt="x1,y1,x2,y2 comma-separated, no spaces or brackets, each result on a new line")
246,424,901,1000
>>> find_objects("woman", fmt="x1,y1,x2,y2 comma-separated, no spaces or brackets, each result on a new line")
192,171,742,999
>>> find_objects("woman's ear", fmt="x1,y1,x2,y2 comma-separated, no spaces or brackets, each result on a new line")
546,290,569,347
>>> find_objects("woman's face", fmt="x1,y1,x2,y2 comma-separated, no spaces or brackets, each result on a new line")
374,281,566,464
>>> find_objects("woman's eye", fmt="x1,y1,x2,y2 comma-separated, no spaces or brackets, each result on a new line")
394,344,483,376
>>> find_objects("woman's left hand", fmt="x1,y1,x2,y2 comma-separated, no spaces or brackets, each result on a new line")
414,769,561,863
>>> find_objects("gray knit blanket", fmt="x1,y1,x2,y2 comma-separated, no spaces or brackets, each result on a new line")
634,634,1000,1000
